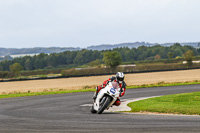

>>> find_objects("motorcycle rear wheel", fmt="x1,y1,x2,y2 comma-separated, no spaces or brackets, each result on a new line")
97,96,112,114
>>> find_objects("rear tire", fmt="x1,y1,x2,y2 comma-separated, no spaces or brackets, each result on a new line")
97,96,112,114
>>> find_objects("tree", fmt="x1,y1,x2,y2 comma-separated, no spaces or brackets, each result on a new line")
33,53,47,69
167,52,174,59
25,58,34,70
184,50,195,67
89,59,101,67
73,49,93,65
9,63,23,77
103,51,122,67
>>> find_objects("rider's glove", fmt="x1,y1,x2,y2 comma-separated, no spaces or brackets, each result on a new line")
106,80,110,84
110,76,116,82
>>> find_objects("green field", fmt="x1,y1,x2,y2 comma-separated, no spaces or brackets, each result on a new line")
128,92,200,115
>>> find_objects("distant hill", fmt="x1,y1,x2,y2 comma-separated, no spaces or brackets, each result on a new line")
0,42,199,58
86,42,199,50
0,47,81,57
86,42,156,50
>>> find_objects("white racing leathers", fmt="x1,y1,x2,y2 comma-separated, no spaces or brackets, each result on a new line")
90,81,120,114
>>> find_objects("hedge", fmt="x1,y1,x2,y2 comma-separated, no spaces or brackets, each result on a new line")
0,71,12,78
61,63,200,77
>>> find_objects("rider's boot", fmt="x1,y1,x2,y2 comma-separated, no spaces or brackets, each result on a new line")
92,86,100,101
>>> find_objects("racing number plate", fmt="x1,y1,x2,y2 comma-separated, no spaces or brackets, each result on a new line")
110,88,116,94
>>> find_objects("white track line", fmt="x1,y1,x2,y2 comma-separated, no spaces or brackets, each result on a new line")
106,96,160,112
80,96,161,112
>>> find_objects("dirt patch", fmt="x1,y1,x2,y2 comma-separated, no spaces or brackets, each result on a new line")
1,69,200,94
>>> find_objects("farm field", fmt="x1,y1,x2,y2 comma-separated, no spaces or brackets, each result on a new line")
1,69,200,94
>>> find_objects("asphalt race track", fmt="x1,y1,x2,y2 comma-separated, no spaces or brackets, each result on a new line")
0,85,200,133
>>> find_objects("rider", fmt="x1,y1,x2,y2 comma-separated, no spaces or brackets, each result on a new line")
92,72,126,106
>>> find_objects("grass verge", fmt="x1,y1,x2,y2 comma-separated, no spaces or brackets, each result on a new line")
127,92,200,115
1,80,200,99
0,89,95,99
126,80,200,89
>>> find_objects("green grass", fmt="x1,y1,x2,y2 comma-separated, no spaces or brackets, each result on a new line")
128,92,200,115
127,80,200,89
0,88,95,99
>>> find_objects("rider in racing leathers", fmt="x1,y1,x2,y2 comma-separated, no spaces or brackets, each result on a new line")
92,72,126,106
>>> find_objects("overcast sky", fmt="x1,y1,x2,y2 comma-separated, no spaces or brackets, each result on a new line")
0,0,200,48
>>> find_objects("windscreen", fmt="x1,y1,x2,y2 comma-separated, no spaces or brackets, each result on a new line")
111,82,119,89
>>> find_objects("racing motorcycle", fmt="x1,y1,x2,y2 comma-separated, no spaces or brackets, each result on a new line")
90,81,121,114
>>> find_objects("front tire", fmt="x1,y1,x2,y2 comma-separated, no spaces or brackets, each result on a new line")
97,96,112,114
90,105,97,114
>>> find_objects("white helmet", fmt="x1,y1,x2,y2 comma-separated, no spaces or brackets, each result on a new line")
116,72,124,83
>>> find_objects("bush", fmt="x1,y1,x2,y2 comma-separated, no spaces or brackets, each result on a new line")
61,67,127,77
21,69,62,76
0,71,11,78
135,63,188,72
9,63,23,77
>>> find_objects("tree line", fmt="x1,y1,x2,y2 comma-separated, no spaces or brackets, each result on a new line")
0,43,200,72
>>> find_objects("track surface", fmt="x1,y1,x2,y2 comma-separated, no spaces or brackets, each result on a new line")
0,85,200,133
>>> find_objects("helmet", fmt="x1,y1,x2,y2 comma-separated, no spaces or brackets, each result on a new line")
116,72,124,83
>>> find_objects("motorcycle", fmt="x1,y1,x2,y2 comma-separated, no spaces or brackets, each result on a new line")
90,81,121,114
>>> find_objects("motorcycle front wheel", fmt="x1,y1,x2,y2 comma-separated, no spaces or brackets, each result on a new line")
97,95,112,114
90,105,97,114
